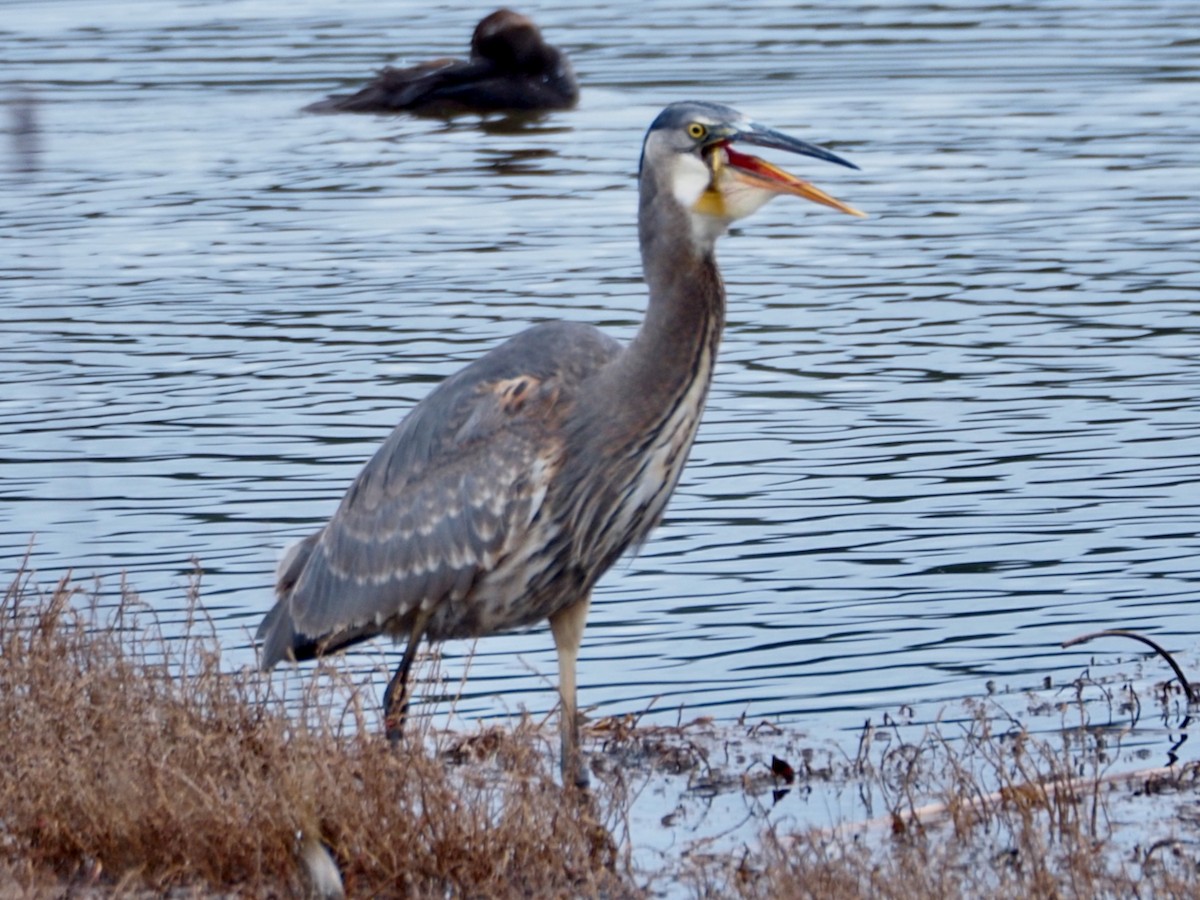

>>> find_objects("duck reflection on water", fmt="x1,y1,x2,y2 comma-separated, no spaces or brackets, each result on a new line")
305,9,578,117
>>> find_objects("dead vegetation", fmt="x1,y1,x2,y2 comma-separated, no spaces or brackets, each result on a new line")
0,562,621,897
682,692,1200,899
3,559,1200,898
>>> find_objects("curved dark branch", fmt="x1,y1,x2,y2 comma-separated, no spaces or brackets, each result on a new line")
1062,628,1197,705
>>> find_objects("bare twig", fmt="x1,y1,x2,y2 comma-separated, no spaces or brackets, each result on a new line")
1062,629,1197,704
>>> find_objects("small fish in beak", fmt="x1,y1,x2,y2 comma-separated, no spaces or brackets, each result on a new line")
695,137,866,221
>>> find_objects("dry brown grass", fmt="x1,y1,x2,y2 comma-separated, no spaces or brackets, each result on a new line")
0,562,623,897
4,557,1200,898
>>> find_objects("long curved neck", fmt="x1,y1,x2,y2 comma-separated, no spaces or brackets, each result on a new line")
561,163,729,568
609,171,726,421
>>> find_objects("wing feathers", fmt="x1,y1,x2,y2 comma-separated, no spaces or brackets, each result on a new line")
281,389,559,645
261,321,622,665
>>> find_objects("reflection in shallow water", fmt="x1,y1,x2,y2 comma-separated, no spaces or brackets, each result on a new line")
6,85,41,175
2,1,1199,771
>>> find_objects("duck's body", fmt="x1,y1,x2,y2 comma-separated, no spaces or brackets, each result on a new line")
305,9,578,116
259,102,864,786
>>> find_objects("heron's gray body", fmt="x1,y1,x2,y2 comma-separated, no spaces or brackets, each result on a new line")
258,101,860,785
260,320,626,662
260,257,718,667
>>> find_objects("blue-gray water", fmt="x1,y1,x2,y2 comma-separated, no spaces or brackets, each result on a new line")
4,0,1199,754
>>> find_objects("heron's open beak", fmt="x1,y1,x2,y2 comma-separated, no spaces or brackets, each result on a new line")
700,123,866,220
718,144,866,218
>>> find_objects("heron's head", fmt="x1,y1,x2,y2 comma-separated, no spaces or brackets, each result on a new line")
639,101,865,245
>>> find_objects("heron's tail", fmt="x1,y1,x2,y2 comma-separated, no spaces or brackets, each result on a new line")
257,532,322,670
257,529,383,668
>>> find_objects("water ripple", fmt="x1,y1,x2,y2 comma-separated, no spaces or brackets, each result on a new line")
3,0,1199,746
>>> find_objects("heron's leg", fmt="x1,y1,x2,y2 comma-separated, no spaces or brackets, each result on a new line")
383,609,432,743
549,593,592,788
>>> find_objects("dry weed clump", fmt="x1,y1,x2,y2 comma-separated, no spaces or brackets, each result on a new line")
0,562,624,897
684,700,1200,899
7,554,1200,899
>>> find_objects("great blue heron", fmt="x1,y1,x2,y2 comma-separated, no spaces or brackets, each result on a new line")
259,101,865,786
305,9,578,116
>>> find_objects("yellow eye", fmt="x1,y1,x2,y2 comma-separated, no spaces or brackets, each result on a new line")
687,122,707,140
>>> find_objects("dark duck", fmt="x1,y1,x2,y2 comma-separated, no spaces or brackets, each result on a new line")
306,9,578,116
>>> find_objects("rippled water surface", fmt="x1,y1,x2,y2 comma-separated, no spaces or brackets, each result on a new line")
4,0,1200,757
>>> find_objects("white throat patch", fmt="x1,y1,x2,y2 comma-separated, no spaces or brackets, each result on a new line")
668,152,730,248
669,152,713,210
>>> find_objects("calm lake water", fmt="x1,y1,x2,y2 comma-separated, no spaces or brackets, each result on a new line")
4,0,1199,763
